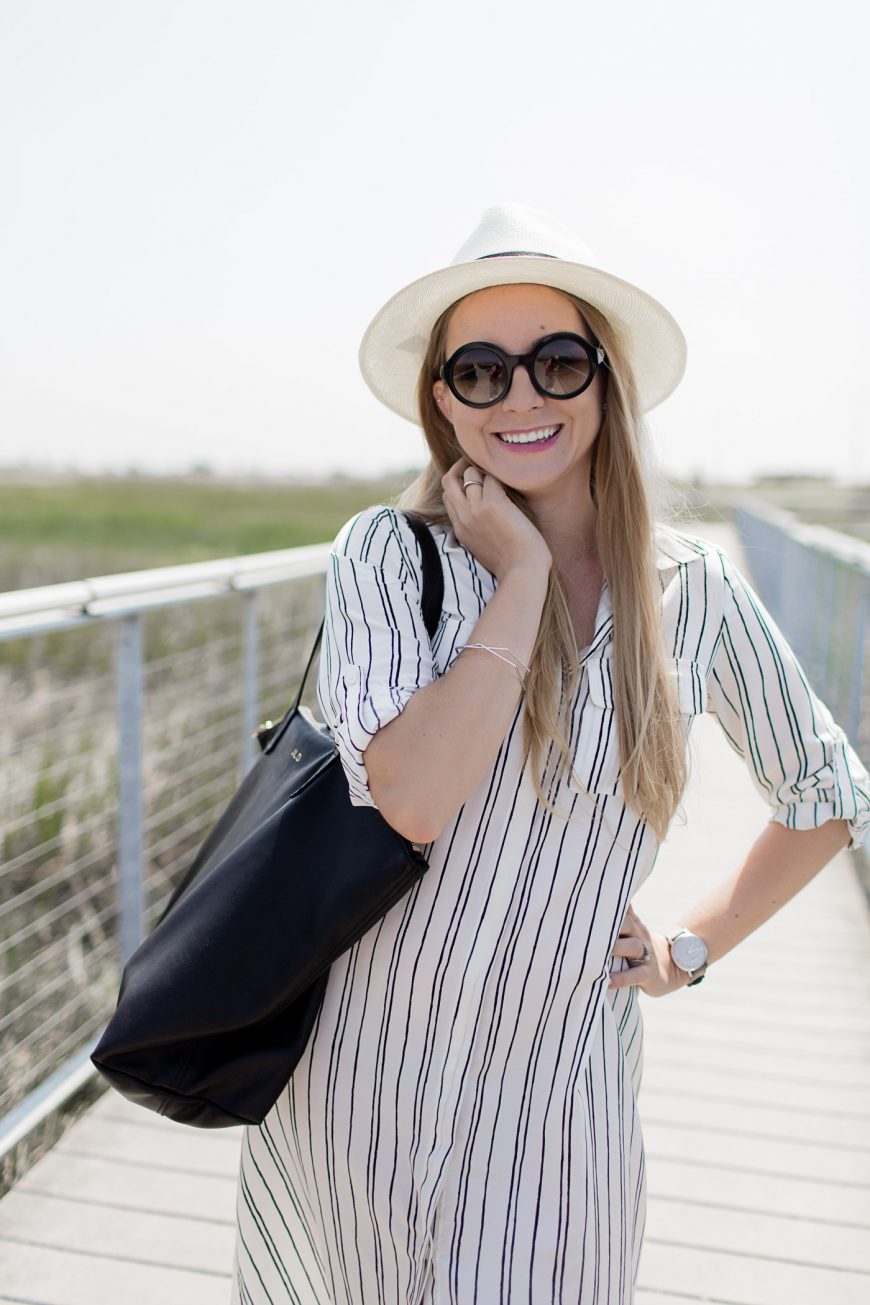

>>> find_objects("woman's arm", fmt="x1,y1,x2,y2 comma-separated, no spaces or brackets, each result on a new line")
612,544,870,994
365,558,549,843
364,457,553,844
610,817,852,995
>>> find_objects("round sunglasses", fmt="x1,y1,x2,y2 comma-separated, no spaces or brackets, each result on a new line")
439,332,606,409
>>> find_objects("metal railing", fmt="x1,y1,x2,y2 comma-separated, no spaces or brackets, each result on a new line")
0,545,329,1160
2,503,869,1161
733,499,870,761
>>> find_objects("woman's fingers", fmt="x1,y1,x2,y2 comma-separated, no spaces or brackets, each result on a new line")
442,460,485,513
440,457,552,580
444,459,489,499
461,467,486,495
608,928,685,998
611,936,649,962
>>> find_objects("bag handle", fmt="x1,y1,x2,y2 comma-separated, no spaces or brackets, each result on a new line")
262,511,444,751
403,512,444,639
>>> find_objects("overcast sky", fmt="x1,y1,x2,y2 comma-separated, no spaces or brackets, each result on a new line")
1,0,868,483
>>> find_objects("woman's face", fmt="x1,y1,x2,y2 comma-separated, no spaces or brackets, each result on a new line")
432,283,605,507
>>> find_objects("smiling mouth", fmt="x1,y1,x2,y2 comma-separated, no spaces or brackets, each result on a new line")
495,424,562,446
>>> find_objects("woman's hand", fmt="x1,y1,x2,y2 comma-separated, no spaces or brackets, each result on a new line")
607,903,687,998
441,458,552,582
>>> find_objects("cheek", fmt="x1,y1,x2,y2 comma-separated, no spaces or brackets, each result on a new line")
436,388,480,445
453,423,494,468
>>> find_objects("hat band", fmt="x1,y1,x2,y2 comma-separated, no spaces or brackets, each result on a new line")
476,251,556,260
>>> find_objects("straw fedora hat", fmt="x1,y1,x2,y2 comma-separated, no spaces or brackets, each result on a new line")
359,202,687,424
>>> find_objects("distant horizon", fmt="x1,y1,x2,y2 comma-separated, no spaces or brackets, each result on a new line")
1,460,865,491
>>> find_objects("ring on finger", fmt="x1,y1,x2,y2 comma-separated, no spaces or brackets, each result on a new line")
627,941,651,967
462,470,485,489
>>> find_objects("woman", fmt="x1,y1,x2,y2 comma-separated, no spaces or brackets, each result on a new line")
232,204,870,1303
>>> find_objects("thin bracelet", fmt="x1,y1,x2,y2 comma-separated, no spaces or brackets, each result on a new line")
456,643,530,688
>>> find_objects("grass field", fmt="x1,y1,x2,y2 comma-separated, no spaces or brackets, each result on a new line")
3,467,868,597
1,472,411,1175
0,471,417,592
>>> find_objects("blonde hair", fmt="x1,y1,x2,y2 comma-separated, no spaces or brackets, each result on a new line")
396,289,687,841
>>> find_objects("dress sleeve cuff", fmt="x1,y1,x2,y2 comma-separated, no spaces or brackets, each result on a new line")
332,664,424,811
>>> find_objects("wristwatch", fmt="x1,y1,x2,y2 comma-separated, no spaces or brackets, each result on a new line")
667,927,708,986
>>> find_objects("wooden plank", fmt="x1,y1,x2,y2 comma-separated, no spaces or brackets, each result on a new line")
639,1033,870,1085
636,1294,708,1304
53,1112,242,1179
0,1190,235,1275
647,1154,870,1223
644,1194,870,1272
640,1020,870,1063
642,987,870,1030
638,1240,870,1305
643,1118,869,1185
641,1061,870,1115
15,1149,238,1222
0,1242,230,1305
640,985,870,1020
638,1087,870,1148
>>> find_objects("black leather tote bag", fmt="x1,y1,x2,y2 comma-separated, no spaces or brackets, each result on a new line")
92,512,443,1128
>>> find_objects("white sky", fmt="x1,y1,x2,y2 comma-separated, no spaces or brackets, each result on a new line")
1,0,868,483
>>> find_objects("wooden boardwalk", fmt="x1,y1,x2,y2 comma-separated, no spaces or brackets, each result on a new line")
2,524,869,1304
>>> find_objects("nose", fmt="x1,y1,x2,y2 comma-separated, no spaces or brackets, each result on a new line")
501,361,544,412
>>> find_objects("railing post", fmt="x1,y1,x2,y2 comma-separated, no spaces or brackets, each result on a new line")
781,532,804,657
849,568,869,748
242,590,259,773
116,614,145,962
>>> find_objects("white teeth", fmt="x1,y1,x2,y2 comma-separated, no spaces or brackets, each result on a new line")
497,425,560,445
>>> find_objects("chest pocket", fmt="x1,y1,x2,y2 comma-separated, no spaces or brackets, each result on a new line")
567,653,708,798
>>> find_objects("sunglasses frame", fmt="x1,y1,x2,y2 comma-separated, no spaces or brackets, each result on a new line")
439,332,606,409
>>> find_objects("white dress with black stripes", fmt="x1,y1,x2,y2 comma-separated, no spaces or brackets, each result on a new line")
232,506,870,1305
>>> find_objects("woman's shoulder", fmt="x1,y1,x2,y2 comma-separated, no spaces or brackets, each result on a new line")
653,520,728,571
332,503,404,555
331,504,444,576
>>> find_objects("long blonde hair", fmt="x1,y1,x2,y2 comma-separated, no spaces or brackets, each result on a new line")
396,290,687,841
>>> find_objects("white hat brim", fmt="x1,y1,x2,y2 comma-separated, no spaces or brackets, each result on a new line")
359,255,687,424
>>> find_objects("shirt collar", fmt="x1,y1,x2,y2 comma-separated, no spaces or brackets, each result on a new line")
653,523,713,575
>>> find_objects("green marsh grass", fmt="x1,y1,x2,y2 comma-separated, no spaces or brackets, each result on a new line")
0,472,411,1189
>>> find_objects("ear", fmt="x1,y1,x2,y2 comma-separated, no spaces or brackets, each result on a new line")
433,379,454,422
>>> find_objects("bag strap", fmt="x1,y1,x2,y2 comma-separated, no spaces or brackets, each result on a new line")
402,511,445,639
287,510,444,719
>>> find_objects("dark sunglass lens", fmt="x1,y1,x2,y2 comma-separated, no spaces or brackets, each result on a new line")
450,347,508,404
534,337,592,396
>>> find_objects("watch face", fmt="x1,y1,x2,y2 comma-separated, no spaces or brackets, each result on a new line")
672,932,708,971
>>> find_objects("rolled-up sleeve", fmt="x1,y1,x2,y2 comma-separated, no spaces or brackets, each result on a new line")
705,548,870,851
315,506,436,809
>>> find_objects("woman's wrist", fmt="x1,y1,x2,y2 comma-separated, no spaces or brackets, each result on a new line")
496,555,552,590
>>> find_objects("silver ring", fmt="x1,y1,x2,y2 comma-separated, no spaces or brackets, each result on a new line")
463,478,484,490
628,941,650,967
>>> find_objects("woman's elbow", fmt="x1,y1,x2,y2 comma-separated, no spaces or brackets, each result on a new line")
364,721,452,844
369,777,445,846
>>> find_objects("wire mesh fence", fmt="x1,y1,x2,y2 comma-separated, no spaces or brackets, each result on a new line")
0,557,326,1157
734,500,870,762
2,506,868,1170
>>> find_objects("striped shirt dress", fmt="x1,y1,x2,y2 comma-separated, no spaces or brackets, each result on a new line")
232,506,870,1304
